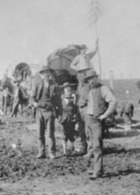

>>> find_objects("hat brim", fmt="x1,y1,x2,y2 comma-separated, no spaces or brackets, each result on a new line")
77,67,91,72
61,83,78,88
84,75,98,80
39,69,53,74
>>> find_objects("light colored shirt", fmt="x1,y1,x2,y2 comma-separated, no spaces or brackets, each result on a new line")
70,50,96,71
87,85,117,118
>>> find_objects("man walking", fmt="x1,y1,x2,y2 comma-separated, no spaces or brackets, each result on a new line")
85,69,117,179
32,66,61,159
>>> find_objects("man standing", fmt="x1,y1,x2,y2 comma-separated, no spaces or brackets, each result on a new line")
33,66,61,159
70,41,98,154
60,82,78,155
85,69,117,179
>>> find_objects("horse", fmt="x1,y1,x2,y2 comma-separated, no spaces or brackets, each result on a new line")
0,75,14,115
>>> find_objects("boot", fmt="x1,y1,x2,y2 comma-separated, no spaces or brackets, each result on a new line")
69,141,75,155
83,152,94,158
62,140,67,155
36,139,46,159
49,152,56,159
80,141,87,155
48,138,56,159
36,151,46,159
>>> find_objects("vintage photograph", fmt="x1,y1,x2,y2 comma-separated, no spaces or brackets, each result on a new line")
0,0,140,194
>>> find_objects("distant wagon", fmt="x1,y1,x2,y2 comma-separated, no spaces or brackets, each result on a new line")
47,44,87,87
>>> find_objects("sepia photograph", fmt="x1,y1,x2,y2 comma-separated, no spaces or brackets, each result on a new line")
0,0,140,194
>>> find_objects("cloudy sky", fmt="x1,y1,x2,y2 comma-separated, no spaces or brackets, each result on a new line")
0,0,140,79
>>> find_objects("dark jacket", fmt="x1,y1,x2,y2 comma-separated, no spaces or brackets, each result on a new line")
60,93,78,124
33,80,62,117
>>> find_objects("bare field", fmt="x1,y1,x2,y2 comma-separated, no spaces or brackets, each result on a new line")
0,79,140,195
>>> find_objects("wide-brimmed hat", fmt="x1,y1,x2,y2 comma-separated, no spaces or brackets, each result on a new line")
85,69,99,80
61,82,72,88
80,44,88,50
77,66,91,72
39,65,53,74
13,79,21,83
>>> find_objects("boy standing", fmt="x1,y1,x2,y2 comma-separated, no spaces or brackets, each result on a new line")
60,82,77,155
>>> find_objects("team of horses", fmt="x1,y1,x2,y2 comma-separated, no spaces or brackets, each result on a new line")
0,66,78,116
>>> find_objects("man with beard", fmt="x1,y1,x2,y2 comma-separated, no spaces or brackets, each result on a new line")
32,66,61,159
85,69,117,179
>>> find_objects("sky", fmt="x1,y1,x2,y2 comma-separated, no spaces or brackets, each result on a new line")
0,0,140,79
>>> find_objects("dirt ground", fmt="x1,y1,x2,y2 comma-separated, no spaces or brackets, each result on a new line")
0,109,140,195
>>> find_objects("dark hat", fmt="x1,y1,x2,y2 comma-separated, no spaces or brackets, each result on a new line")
85,69,98,80
80,44,88,50
39,65,53,74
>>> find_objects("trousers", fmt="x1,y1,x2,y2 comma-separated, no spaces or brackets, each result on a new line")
78,106,88,153
36,108,56,155
86,115,104,175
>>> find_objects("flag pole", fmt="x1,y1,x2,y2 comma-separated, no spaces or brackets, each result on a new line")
90,0,102,80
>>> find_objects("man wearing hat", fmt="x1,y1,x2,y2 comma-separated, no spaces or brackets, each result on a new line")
59,82,77,155
70,40,98,85
32,65,61,159
85,69,117,179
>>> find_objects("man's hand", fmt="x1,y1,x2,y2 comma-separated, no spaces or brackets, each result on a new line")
98,114,106,121
33,102,38,108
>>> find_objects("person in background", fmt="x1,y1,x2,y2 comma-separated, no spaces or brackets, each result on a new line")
11,80,28,117
59,82,78,155
85,69,117,179
120,90,134,129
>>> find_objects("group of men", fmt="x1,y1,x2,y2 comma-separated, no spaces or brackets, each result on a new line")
32,40,117,180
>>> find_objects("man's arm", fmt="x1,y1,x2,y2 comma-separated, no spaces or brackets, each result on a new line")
99,86,117,120
88,40,98,60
